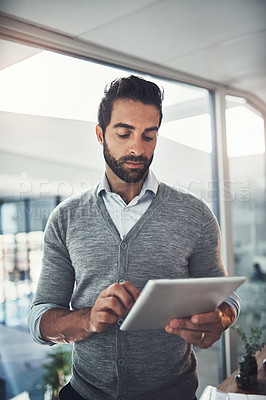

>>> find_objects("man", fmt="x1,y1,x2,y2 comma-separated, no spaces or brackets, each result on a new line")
29,75,240,400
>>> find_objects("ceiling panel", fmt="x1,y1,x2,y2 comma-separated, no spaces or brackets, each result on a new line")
80,0,266,63
0,0,160,36
1,0,265,200
164,31,266,83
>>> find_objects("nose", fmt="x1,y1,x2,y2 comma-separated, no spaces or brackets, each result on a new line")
129,136,145,156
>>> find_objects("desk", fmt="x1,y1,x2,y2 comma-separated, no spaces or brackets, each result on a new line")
217,347,266,395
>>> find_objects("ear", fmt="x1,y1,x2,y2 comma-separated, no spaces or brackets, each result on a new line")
96,124,104,145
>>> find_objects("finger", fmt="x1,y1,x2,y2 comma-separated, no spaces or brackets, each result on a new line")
168,318,214,333
196,330,221,348
97,296,129,317
167,318,220,336
120,281,140,303
190,308,221,325
165,325,220,349
165,325,202,342
168,318,196,331
103,283,136,310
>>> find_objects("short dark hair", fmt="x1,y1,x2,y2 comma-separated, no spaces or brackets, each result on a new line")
98,75,164,135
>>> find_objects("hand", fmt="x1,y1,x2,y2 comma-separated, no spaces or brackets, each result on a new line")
89,281,140,333
165,302,235,349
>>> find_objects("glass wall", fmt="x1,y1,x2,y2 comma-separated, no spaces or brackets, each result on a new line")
0,197,60,399
0,199,58,328
225,96,266,359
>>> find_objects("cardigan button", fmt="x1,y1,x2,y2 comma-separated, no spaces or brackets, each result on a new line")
117,358,126,367
117,318,124,326
121,242,128,250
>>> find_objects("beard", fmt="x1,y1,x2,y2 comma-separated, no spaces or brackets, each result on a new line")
103,140,153,183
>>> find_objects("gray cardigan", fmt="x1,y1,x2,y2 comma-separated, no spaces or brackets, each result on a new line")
30,182,236,400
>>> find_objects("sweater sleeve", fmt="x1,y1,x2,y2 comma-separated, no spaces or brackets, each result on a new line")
28,205,75,343
189,201,226,278
28,303,67,345
189,201,241,319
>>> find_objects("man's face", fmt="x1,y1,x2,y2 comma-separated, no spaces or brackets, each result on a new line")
96,99,160,183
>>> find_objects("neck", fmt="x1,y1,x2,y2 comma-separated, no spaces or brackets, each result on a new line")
105,167,147,204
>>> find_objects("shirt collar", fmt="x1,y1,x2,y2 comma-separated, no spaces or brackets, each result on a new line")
97,170,158,198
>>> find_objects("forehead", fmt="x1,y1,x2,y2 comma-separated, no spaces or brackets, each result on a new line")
110,99,160,125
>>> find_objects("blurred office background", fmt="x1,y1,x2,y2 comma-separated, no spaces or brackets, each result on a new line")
0,1,266,399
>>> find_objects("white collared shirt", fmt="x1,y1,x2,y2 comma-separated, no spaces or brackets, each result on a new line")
97,169,158,239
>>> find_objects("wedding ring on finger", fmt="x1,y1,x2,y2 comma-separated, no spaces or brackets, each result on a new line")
200,332,205,343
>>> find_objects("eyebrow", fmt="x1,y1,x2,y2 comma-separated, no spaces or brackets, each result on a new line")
113,123,158,132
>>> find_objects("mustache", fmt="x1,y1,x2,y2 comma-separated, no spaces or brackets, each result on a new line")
119,155,149,163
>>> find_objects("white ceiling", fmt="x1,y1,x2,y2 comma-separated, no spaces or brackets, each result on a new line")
0,0,265,199
0,0,266,106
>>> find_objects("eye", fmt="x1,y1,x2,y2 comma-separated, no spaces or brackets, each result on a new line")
116,128,131,138
143,136,154,142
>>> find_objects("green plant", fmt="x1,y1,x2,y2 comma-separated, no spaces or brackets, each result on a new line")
42,345,72,399
234,324,266,357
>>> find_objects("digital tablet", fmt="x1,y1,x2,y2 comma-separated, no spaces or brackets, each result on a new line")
120,276,246,331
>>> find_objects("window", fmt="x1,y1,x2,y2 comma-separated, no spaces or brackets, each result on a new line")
225,96,266,358
0,199,58,328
